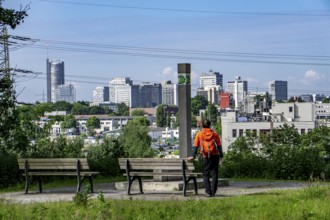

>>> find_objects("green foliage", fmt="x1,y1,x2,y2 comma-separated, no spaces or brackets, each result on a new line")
131,109,146,116
87,137,124,176
26,136,84,158
132,117,150,126
206,104,218,124
72,185,91,207
156,104,165,127
191,95,208,116
116,102,129,116
0,2,28,29
222,124,329,180
119,120,155,158
61,114,77,132
0,152,20,188
86,116,100,136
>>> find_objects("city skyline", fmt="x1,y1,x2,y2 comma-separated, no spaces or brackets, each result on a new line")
3,0,330,103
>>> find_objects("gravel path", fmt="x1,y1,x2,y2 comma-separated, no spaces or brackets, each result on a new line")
0,181,321,204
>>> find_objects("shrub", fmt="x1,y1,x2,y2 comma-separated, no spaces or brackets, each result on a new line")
87,137,125,177
0,152,20,188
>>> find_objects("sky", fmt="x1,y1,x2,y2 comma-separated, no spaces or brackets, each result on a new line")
3,0,330,103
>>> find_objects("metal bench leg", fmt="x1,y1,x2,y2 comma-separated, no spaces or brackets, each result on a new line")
192,177,198,195
38,177,43,193
24,176,30,194
128,176,143,195
89,176,94,193
77,177,82,192
184,176,198,196
137,177,143,194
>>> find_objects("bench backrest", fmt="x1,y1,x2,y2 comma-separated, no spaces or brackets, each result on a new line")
17,158,91,171
118,158,195,171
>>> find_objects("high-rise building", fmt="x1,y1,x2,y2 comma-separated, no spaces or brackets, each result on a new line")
55,84,76,103
92,86,109,105
162,80,178,106
47,59,64,103
227,76,248,110
270,80,288,101
109,77,133,107
137,82,162,108
198,70,223,105
199,71,223,89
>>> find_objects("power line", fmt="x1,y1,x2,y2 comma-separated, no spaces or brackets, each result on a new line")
11,40,330,67
36,0,330,17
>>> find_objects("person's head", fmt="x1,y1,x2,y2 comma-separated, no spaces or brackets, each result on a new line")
202,119,211,128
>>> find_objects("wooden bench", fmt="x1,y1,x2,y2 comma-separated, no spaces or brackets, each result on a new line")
118,158,202,196
17,158,99,194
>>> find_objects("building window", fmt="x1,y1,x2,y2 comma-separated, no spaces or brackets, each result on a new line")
301,129,305,135
232,129,237,138
289,107,293,112
253,129,257,137
239,129,243,137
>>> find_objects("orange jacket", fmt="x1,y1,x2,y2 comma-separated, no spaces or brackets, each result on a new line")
193,128,221,157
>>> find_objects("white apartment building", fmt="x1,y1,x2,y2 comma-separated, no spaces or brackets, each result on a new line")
109,77,133,106
92,86,109,105
221,102,316,153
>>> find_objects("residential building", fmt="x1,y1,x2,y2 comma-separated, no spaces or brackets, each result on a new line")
270,80,288,101
221,102,316,152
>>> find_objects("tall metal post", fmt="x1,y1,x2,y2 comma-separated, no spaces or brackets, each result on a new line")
178,63,192,158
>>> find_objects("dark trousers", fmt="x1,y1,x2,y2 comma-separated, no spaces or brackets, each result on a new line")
203,155,220,195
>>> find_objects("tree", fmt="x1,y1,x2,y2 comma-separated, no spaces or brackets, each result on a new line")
191,95,208,116
0,2,29,153
131,109,146,116
61,114,77,134
71,102,89,115
0,1,28,29
206,104,218,124
86,116,100,136
133,117,150,126
156,104,166,127
52,101,72,112
117,102,129,116
118,120,155,158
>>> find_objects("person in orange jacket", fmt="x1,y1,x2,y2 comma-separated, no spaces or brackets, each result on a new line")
188,119,223,197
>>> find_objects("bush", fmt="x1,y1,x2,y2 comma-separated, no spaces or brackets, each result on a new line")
0,152,20,188
87,137,125,177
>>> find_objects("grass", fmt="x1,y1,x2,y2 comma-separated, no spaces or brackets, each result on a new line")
1,183,330,219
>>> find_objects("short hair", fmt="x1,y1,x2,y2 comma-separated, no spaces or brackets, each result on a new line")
202,119,211,128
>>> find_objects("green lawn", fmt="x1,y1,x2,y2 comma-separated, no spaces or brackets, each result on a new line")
1,184,329,219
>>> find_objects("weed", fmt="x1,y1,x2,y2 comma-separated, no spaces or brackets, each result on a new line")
72,184,91,207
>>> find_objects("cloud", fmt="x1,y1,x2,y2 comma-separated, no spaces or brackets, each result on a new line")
162,67,175,76
300,70,325,85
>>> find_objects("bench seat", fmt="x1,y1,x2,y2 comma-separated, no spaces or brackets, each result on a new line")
118,158,202,196
18,158,99,194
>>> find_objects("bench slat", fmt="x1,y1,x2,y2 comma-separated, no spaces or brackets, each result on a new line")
124,172,202,176
17,158,90,170
24,171,99,176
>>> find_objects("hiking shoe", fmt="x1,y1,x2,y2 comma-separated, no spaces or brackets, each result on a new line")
205,193,213,197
